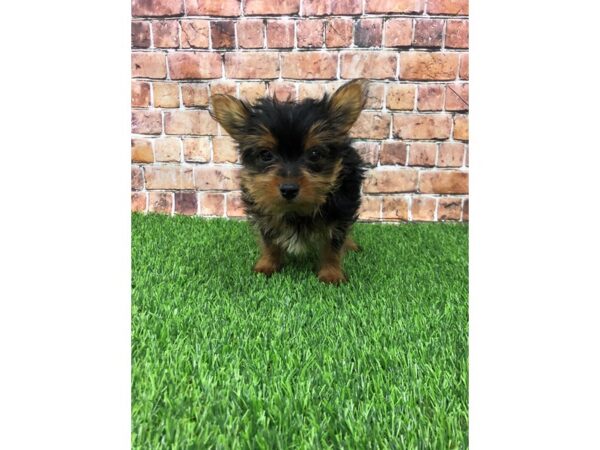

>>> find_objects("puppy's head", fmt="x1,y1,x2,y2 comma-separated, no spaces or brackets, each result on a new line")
210,79,368,214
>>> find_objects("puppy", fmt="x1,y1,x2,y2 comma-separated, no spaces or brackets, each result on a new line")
210,79,368,284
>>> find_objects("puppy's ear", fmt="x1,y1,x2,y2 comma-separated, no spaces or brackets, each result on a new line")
327,79,369,134
210,94,251,142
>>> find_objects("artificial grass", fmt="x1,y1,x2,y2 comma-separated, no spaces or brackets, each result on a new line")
132,214,468,449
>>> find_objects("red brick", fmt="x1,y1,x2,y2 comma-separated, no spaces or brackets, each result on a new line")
268,81,296,101
131,81,150,107
462,198,469,221
408,143,436,167
152,20,179,48
355,19,383,48
154,138,181,162
453,114,468,141
132,111,162,135
419,171,468,194
427,0,468,15
132,21,150,48
211,21,235,49
132,53,166,79
459,54,469,80
445,83,469,111
210,80,237,96
237,20,264,49
144,166,194,189
350,112,391,139
365,0,423,14
244,0,299,15
383,18,412,47
186,0,240,16
325,18,353,48
446,20,468,49
340,51,397,79
298,83,326,100
380,141,407,165
131,166,143,190
225,53,279,79
324,81,345,96
464,146,469,167
438,197,462,220
281,52,337,80
266,20,294,48
131,192,147,212
413,19,444,47
213,136,239,163
226,192,246,218
194,166,241,190
353,141,380,167
174,192,198,215
382,196,409,221
417,85,444,111
239,82,267,103
400,52,459,80
165,110,218,136
411,196,435,221
183,138,211,162
363,168,418,193
297,20,325,48
168,52,222,79
393,114,451,139
181,83,209,107
365,83,385,109
180,20,209,48
199,192,225,216
358,196,382,220
153,82,179,108
132,0,183,17
303,0,361,15
148,192,173,214
386,84,415,110
438,143,464,167
131,139,154,163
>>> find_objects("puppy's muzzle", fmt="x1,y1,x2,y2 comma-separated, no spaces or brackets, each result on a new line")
279,183,299,200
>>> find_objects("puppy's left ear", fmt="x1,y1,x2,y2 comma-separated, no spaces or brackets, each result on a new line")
327,79,369,134
209,94,251,142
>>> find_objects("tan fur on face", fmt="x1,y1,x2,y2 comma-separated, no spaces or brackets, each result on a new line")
241,160,343,216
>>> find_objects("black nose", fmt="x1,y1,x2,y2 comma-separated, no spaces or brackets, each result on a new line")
279,183,299,200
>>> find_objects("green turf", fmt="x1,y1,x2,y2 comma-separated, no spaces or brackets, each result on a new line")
132,214,468,449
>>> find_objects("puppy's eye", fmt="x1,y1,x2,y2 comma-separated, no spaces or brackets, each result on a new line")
259,150,274,163
308,149,321,162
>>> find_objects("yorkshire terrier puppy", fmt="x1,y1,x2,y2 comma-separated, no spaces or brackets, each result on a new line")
210,79,368,284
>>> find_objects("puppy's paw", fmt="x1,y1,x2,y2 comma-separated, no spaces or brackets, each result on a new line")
317,267,347,285
253,258,281,277
344,238,362,252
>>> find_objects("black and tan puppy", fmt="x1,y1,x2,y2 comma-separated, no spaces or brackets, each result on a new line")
210,79,368,284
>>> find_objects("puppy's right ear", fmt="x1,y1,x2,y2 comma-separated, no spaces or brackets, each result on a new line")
209,94,251,142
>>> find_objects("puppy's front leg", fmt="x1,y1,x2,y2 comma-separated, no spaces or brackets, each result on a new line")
254,239,283,276
318,238,347,284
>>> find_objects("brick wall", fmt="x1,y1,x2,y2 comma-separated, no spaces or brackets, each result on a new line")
131,0,469,222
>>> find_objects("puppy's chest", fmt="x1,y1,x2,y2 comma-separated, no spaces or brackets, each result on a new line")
254,214,330,255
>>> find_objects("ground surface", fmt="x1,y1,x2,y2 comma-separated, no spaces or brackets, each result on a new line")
132,214,468,449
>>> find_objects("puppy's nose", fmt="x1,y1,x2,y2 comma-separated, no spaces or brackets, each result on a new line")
279,183,299,200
